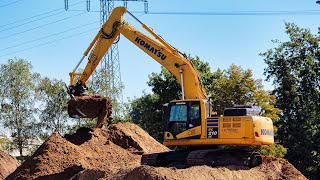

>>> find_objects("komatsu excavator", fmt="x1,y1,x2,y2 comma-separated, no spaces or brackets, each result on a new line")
67,6,274,167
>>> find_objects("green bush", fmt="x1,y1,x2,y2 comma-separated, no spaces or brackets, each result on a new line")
259,143,287,158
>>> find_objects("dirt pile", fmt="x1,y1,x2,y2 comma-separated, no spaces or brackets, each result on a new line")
7,123,167,179
108,123,169,154
258,156,306,180
0,151,19,179
7,123,306,180
124,157,306,180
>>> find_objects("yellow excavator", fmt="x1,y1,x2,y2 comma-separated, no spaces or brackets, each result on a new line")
67,6,274,167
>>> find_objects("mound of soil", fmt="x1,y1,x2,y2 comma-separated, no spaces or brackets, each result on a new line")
124,157,306,180
258,156,306,180
7,123,306,180
0,151,19,179
108,123,169,154
6,129,139,179
7,123,167,180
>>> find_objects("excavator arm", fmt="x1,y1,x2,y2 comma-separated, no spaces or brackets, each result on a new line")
68,6,207,100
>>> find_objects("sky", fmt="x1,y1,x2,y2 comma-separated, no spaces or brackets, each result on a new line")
0,0,320,102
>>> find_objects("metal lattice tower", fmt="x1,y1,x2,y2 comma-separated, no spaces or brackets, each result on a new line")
99,0,147,117
100,0,122,116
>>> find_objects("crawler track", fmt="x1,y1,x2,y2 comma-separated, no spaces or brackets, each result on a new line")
142,149,262,168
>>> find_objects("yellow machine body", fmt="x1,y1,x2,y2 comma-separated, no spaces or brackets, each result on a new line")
163,100,274,146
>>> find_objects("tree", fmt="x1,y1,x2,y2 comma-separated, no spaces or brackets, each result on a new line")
262,22,320,179
130,68,180,141
130,93,163,140
212,64,257,107
38,77,69,135
147,67,181,103
211,64,281,122
147,55,215,101
0,58,40,157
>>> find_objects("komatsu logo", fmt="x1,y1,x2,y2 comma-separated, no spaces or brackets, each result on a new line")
135,37,167,60
261,129,273,136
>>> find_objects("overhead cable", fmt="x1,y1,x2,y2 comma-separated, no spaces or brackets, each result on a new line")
0,0,24,8
0,12,87,40
0,10,67,33
142,10,320,16
0,28,99,58
0,1,85,28
58,9,320,16
0,21,99,51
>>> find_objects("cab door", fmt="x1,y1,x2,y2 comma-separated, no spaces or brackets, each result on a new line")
188,102,201,128
166,102,188,137
165,101,202,139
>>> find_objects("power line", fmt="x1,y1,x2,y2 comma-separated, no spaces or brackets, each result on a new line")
142,10,320,16
0,13,143,52
0,21,99,52
51,9,320,16
0,10,67,33
0,27,99,58
0,12,87,40
0,0,24,8
0,9,63,28
67,9,100,12
0,1,85,28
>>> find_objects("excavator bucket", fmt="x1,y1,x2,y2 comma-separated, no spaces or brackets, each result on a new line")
68,95,112,128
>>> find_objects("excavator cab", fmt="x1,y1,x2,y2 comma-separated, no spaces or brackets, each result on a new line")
164,101,201,137
165,102,188,137
163,100,205,141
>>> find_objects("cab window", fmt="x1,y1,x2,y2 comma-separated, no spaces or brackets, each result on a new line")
189,104,200,120
169,105,187,122
189,102,201,127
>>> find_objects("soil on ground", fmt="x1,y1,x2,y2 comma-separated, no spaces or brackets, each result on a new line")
0,151,19,180
7,123,306,180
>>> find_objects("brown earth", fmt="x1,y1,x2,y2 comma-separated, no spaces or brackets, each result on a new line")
124,157,307,180
7,123,306,180
107,123,169,154
0,151,19,180
68,95,112,128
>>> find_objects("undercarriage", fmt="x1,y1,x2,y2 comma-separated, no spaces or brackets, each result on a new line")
141,148,262,168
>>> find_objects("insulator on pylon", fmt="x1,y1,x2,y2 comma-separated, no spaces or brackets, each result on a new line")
64,0,69,11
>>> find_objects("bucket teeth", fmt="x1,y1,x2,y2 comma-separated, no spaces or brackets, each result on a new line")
76,108,86,117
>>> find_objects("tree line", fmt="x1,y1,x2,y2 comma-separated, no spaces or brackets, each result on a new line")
0,22,318,179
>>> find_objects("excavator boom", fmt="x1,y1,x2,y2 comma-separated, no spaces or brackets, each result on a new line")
68,6,207,100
